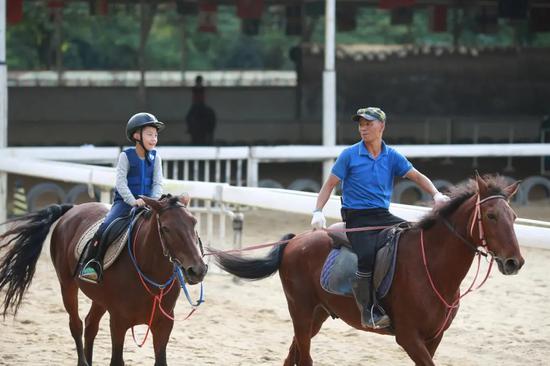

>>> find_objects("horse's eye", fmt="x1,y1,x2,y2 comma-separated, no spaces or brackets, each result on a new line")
487,213,497,220
161,226,170,233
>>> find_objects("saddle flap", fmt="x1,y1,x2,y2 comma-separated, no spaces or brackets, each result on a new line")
320,223,409,300
373,225,409,298
75,210,145,271
100,214,133,248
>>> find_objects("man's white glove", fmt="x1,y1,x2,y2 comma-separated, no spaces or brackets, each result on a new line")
311,210,327,229
433,191,451,209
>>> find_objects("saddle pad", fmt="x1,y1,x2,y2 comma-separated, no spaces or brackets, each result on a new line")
320,229,402,300
74,219,130,271
320,247,356,297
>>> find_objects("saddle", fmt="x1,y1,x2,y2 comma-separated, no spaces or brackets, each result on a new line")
74,210,146,270
320,222,410,300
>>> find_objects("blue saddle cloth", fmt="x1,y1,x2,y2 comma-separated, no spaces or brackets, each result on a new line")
320,224,405,300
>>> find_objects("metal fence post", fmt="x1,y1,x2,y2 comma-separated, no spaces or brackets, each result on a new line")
232,212,244,250
247,156,258,187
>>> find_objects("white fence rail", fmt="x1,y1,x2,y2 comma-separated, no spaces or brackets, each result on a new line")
159,146,250,186
3,146,120,164
4,143,550,188
0,156,548,250
249,143,550,160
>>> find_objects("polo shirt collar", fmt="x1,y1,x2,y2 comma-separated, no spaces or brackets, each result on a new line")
359,140,388,159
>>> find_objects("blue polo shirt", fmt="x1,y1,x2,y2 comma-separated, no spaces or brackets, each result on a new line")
331,140,413,209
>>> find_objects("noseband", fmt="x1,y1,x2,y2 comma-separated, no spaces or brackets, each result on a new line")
469,194,508,249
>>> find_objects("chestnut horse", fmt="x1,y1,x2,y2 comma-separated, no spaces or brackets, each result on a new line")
0,195,207,366
213,175,525,366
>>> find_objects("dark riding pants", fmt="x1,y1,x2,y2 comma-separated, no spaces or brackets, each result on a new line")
342,208,405,274
96,199,132,240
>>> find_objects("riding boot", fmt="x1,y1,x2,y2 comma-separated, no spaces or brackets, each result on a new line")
79,233,104,284
93,236,111,281
351,272,391,329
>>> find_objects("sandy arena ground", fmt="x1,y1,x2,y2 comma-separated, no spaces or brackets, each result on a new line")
0,206,549,365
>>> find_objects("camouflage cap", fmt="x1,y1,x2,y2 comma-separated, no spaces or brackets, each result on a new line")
352,107,386,123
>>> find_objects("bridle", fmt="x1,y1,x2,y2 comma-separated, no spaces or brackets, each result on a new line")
469,194,510,248
155,204,205,264
421,193,510,341
440,194,508,256
128,205,204,300
126,204,205,347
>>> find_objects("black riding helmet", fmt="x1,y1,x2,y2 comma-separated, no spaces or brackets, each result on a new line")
126,112,165,143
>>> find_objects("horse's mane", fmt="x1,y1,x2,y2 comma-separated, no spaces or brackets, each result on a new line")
142,194,183,218
414,175,510,230
159,194,180,206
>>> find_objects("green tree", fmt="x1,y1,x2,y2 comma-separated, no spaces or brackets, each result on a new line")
6,3,550,71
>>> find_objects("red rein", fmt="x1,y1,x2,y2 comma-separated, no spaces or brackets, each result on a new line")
130,218,195,347
204,225,391,256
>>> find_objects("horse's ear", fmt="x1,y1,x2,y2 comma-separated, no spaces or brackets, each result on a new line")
474,171,488,195
503,181,521,200
179,193,191,207
140,196,162,211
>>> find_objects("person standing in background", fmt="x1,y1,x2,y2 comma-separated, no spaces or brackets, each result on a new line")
186,75,217,145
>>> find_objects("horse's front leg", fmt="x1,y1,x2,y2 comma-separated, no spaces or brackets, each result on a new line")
151,316,174,366
395,331,436,366
283,338,299,366
426,333,444,358
109,316,127,366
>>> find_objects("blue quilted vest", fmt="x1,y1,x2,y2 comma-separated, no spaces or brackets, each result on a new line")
114,148,156,202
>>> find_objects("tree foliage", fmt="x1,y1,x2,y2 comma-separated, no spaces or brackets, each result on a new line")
6,3,550,71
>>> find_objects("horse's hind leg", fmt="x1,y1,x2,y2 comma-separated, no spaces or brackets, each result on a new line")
84,302,106,365
60,282,88,366
284,305,329,366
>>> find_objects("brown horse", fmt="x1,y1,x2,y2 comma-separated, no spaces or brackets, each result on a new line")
212,174,525,366
0,194,207,366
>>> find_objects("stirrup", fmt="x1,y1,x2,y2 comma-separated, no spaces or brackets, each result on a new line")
79,259,102,284
365,304,391,329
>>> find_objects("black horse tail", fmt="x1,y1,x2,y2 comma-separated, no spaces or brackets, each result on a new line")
0,204,73,318
212,233,296,280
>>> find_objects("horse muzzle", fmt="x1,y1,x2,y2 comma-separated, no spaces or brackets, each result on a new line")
181,262,208,284
495,256,524,275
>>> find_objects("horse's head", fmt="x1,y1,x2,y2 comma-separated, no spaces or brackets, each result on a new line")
473,173,524,275
142,194,208,284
